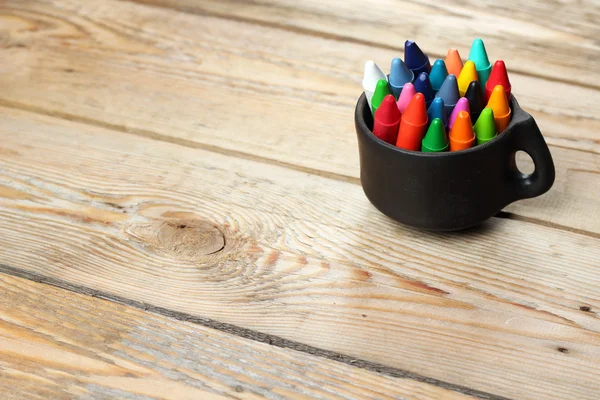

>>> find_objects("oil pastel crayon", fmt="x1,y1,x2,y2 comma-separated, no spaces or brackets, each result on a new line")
485,60,511,100
457,60,478,97
404,40,431,77
465,81,485,123
363,60,388,110
373,95,402,145
468,38,492,90
445,48,463,77
448,97,470,130
414,72,435,108
473,108,497,145
429,59,448,92
449,111,475,151
396,93,428,151
389,57,414,99
426,97,447,129
371,79,393,115
435,74,460,116
422,118,449,152
396,82,416,114
486,85,511,133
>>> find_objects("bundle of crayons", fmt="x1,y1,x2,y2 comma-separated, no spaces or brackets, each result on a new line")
362,39,512,152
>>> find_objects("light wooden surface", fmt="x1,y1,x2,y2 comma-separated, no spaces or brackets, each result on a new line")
1,273,476,400
0,0,599,399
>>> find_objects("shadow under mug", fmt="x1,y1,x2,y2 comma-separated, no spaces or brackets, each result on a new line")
355,93,555,231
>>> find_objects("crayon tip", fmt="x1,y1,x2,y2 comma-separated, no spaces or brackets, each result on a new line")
486,85,510,116
429,59,448,92
486,85,512,133
363,60,388,109
458,61,478,97
448,97,470,130
465,80,485,122
485,60,511,100
473,108,497,145
396,82,417,114
435,74,460,114
468,38,491,70
449,111,475,151
427,97,447,128
389,57,414,99
375,95,402,124
373,95,402,144
371,79,393,115
404,40,431,75
414,72,435,106
422,118,448,152
403,92,428,125
445,48,463,77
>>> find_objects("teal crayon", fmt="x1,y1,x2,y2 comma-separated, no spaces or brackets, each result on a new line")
468,38,492,91
429,59,448,92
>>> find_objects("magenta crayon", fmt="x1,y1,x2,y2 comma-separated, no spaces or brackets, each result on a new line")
404,40,431,77
448,97,470,130
396,82,416,114
373,95,402,145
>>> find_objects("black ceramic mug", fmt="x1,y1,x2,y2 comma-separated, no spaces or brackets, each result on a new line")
355,93,555,231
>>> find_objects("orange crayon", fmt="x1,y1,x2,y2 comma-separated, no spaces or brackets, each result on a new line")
445,48,464,77
486,85,511,133
449,111,475,151
396,93,428,151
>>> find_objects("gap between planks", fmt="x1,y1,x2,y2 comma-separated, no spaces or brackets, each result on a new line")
0,262,510,400
0,97,598,242
119,0,600,92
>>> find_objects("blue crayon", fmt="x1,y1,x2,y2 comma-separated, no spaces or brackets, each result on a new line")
389,58,414,99
435,74,460,116
429,59,448,92
414,72,435,109
426,97,447,130
404,40,431,77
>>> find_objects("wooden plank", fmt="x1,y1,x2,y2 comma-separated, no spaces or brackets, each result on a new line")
0,273,475,400
1,106,600,400
129,0,600,89
0,0,599,234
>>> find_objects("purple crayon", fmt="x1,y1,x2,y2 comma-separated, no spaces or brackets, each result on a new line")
448,97,470,130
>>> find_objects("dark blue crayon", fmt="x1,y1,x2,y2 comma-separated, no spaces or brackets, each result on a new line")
389,57,414,99
464,80,485,124
429,59,448,92
414,72,435,108
404,40,431,77
426,97,447,130
435,74,460,116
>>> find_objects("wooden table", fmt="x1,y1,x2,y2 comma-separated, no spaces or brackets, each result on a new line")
1,1,599,399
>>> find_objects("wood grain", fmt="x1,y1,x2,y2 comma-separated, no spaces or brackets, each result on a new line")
0,273,477,400
1,106,600,399
0,0,599,234
129,0,600,88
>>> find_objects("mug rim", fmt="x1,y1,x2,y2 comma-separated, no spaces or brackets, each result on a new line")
355,92,527,157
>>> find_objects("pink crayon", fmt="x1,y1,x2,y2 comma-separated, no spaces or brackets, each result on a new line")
448,97,470,130
396,82,416,114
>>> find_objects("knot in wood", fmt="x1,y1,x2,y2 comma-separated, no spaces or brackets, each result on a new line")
157,220,225,259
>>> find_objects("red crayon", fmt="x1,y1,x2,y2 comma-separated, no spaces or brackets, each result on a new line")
373,95,402,145
396,93,428,151
485,60,511,100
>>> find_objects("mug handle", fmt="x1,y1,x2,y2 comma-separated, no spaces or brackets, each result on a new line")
508,117,556,200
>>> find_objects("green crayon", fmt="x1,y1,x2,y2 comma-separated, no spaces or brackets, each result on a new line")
473,108,497,145
371,79,392,115
421,118,448,152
